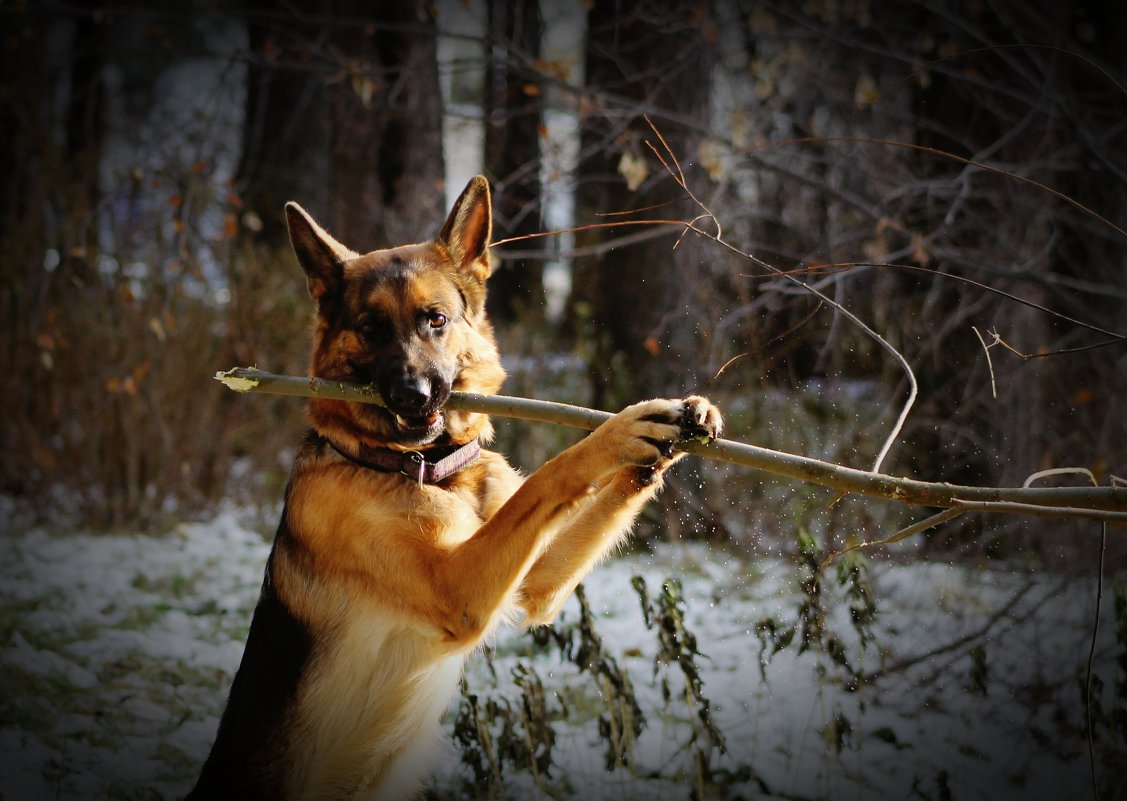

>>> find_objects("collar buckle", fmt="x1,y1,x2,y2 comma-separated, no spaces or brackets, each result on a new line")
403,451,427,486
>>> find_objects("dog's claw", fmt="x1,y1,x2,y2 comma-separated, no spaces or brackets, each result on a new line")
678,396,723,443
635,465,659,486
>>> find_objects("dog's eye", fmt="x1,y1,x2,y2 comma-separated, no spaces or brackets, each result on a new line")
428,312,448,330
356,315,389,343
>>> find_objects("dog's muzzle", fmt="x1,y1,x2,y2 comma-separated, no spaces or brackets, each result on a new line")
379,371,451,444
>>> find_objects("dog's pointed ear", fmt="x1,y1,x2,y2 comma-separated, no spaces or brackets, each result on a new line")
438,176,493,287
285,202,356,302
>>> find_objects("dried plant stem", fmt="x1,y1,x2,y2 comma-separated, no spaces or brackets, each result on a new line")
859,581,1038,685
215,367,1127,521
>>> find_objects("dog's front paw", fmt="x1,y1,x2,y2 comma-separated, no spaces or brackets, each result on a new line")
585,396,723,478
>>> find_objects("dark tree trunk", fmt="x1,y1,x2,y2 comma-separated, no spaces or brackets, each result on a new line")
0,6,55,495
236,0,332,245
54,4,108,287
65,9,107,224
0,7,52,259
572,0,716,407
326,0,445,249
483,0,546,324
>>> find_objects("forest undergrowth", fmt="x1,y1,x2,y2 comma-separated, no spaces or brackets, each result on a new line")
1,502,1123,801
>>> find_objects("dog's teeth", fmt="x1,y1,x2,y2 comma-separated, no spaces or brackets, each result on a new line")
392,411,441,430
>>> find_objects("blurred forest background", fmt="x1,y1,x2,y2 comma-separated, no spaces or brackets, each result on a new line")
3,0,1124,539
2,0,1126,797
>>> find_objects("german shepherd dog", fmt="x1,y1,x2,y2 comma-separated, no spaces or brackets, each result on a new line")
186,176,721,800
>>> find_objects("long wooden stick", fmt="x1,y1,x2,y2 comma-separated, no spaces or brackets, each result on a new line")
215,367,1127,521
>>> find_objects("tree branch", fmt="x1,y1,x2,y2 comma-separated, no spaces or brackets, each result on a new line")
215,367,1127,521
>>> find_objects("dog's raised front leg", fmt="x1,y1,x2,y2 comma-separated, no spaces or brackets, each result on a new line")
516,466,659,627
516,395,722,626
429,396,721,648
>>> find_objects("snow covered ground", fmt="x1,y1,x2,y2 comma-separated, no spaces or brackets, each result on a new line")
0,506,1119,800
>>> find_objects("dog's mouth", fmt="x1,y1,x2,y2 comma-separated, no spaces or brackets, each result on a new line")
389,409,446,443
359,364,454,445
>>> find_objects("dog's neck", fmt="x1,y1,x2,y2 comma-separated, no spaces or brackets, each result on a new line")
324,436,481,485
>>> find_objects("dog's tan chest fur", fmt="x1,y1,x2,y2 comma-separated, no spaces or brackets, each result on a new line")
277,456,523,635
290,607,464,800
272,442,569,801
275,465,513,799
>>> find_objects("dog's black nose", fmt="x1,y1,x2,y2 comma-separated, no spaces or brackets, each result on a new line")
387,375,431,412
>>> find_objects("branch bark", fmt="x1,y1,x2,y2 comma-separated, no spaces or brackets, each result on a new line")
215,367,1127,522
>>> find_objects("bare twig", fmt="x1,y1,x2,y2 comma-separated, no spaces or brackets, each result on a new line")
971,326,998,398
1087,519,1107,801
847,261,1127,345
1023,466,1100,488
763,136,1127,241
215,367,1127,521
493,226,680,262
688,223,921,476
947,498,1120,521
1028,467,1114,801
880,43,1127,108
490,218,688,248
635,117,919,476
817,507,967,579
